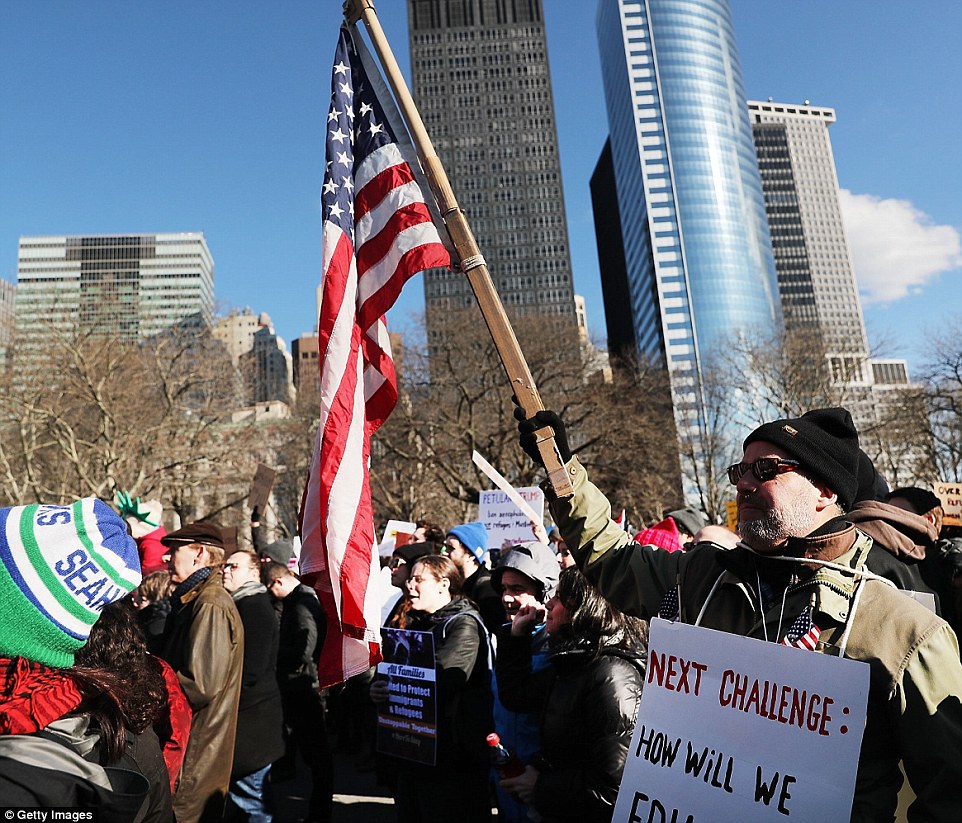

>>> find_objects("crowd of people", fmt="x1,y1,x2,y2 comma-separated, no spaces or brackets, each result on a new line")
2,403,962,822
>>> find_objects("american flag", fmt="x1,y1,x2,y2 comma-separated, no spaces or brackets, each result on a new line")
780,606,821,651
299,25,450,688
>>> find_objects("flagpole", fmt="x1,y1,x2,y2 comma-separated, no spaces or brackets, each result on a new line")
343,0,574,498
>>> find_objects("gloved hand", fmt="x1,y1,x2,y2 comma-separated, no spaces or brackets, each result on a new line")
937,538,962,581
514,406,571,466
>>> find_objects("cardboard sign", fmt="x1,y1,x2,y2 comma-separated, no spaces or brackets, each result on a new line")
376,628,438,765
613,619,869,823
479,486,545,547
725,500,738,532
935,481,962,527
247,464,276,514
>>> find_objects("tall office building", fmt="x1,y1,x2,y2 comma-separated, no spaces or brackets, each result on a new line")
749,100,917,446
15,233,214,344
749,100,870,376
595,0,781,484
407,0,578,334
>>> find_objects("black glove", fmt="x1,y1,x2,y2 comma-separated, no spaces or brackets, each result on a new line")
514,407,572,466
937,538,962,581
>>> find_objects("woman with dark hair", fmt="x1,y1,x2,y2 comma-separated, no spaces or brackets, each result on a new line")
495,567,647,823
371,554,494,823
75,599,174,822
132,570,174,655
0,499,150,819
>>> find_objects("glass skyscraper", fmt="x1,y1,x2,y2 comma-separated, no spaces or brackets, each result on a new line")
595,0,781,483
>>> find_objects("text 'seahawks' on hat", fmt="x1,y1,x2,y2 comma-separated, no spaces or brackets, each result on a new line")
0,499,142,667
744,407,861,509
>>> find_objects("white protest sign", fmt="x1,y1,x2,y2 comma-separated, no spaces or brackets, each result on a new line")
378,519,417,557
478,486,545,547
613,619,869,823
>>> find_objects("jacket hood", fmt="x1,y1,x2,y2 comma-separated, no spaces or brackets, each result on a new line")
847,500,935,561
490,541,559,602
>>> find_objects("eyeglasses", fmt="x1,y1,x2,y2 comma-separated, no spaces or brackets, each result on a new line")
442,541,461,556
387,557,406,569
727,457,801,486
267,578,282,589
408,575,438,585
221,563,241,572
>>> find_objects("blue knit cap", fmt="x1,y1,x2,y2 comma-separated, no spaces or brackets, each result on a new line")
446,522,488,564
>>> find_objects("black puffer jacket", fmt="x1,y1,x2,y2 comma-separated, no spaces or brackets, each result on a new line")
496,632,645,823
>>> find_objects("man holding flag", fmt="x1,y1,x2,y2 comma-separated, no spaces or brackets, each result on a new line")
516,405,962,822
298,22,450,689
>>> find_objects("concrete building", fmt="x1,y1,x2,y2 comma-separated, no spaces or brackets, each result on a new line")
292,333,320,403
237,314,295,406
15,233,214,345
749,100,870,370
407,0,578,337
594,0,781,494
748,99,916,448
214,308,264,367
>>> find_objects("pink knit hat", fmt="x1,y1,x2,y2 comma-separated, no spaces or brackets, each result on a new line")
634,517,684,553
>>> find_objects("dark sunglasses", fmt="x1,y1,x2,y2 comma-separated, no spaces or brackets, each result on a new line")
387,557,407,569
727,457,800,486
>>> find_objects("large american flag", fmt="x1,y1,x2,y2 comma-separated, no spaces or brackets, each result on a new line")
299,24,450,688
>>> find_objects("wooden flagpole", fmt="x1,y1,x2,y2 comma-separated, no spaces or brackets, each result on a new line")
343,0,573,498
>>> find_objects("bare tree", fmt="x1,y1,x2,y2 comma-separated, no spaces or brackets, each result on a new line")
0,323,257,518
920,324,962,481
369,309,684,530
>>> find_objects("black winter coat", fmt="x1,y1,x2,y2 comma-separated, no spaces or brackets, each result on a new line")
277,584,326,693
496,632,645,823
230,586,286,778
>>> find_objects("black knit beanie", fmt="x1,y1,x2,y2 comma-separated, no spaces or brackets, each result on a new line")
743,407,860,509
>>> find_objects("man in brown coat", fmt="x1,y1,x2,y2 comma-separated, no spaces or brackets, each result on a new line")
160,523,244,823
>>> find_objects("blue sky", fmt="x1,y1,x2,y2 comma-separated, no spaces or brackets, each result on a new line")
2,1,960,375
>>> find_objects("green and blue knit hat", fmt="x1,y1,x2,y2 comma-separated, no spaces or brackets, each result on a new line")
0,499,142,667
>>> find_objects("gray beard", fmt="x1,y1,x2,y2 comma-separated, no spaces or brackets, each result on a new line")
738,498,817,551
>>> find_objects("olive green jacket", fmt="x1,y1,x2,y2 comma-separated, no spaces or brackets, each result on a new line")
550,457,962,823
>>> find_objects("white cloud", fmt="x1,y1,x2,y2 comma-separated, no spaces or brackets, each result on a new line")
838,189,962,303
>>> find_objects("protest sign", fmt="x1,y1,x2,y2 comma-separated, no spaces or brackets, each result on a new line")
613,619,869,823
935,481,962,527
479,486,545,547
725,500,738,532
378,519,417,557
247,463,276,513
376,628,438,765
